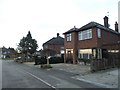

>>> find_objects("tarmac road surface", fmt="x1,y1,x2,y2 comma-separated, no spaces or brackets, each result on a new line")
2,60,115,90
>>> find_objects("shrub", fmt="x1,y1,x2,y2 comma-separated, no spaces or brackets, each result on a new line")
49,56,64,64
78,58,91,65
34,56,64,65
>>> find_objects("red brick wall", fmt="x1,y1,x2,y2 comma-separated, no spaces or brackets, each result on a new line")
77,27,98,49
97,29,119,49
64,33,76,49
64,32,75,63
73,32,78,64
47,44,63,54
102,31,118,44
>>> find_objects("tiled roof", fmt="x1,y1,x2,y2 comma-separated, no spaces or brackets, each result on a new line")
63,26,78,34
43,36,64,46
78,21,98,30
63,22,120,35
78,22,119,34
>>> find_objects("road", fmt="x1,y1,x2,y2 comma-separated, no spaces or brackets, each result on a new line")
2,60,113,89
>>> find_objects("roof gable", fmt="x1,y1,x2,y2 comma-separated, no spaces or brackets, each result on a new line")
63,26,78,34
43,36,64,46
78,22,97,30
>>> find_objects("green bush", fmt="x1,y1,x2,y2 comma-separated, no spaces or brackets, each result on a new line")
78,58,91,65
34,56,64,65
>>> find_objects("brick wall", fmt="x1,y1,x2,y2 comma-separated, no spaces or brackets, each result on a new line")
77,27,98,49
47,44,63,54
98,30,119,49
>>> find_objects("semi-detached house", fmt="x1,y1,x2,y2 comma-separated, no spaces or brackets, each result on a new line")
63,16,120,64
43,33,64,56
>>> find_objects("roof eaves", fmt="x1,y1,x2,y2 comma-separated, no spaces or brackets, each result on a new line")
77,22,98,32
63,28,78,34
43,38,55,46
77,21,119,35
96,25,120,34
43,36,64,46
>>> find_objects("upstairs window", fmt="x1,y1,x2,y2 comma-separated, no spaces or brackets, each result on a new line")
66,33,71,41
97,28,101,38
78,29,92,40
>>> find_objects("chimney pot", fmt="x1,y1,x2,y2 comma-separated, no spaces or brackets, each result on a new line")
115,22,118,32
57,33,59,37
73,26,76,30
104,16,109,28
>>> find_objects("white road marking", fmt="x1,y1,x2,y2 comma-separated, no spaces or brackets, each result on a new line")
26,71,56,89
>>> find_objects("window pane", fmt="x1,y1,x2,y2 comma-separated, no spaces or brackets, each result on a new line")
78,49,92,59
83,54,88,59
78,29,92,40
66,33,71,41
97,28,101,38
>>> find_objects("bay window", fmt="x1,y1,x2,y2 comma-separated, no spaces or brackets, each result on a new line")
78,49,92,59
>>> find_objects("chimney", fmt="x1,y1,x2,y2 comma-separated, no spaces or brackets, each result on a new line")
57,33,59,37
73,26,76,30
115,22,118,32
104,16,109,28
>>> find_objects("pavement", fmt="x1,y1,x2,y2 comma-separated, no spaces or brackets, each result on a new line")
24,62,119,88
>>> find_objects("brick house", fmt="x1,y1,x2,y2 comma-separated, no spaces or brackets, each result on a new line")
63,16,120,64
43,33,64,56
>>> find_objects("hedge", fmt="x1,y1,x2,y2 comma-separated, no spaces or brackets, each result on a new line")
34,56,64,65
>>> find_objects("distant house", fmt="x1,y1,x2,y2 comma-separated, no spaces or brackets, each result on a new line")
0,47,16,59
43,33,64,56
0,48,3,58
63,16,120,64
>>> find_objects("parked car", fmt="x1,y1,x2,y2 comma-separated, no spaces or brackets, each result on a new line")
49,56,64,64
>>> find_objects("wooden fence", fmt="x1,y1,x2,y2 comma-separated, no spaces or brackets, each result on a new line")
90,58,120,72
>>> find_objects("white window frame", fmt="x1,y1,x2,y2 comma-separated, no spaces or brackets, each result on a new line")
97,28,101,38
78,29,92,40
97,48,102,59
78,49,92,59
66,33,72,41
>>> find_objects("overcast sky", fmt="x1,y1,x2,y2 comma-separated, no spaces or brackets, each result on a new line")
0,0,119,50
